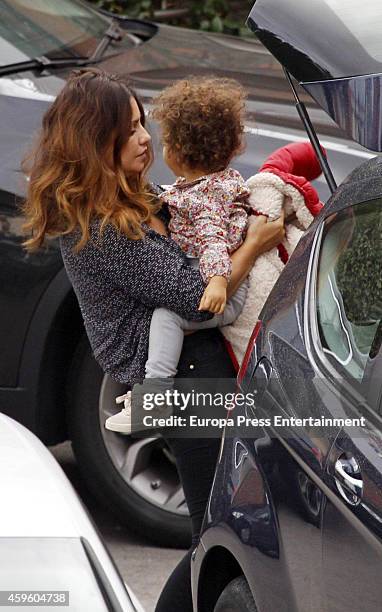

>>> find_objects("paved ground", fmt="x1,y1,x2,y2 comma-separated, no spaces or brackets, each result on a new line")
49,441,184,612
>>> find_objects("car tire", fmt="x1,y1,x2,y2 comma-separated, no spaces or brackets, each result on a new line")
66,335,191,548
214,576,257,612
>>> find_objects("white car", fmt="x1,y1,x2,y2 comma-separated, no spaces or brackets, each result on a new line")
0,413,144,612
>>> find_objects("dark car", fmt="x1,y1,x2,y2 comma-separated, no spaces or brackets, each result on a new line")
191,0,382,609
0,0,371,547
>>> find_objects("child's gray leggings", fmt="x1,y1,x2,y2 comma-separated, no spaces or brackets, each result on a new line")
145,258,248,379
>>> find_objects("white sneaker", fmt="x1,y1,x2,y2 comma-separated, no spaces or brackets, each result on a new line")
105,392,132,434
105,387,173,435
115,391,132,411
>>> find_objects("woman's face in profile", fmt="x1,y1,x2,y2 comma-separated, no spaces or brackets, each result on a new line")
120,97,151,175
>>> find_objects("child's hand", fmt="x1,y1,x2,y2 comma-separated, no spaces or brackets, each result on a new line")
198,276,228,314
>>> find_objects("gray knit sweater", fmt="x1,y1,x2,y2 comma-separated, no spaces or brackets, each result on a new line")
60,215,211,384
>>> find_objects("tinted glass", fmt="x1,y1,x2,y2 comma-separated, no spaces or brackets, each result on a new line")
0,0,133,60
316,199,382,382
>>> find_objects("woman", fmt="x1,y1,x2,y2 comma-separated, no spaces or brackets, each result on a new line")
22,68,285,611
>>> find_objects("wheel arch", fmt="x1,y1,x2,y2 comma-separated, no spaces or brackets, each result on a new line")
18,267,84,443
197,546,246,612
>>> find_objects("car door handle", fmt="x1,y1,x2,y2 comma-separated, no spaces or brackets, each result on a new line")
334,456,363,505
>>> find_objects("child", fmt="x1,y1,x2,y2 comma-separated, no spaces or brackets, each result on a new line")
105,76,253,433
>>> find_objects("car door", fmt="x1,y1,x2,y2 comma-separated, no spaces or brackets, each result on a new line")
248,192,382,611
308,195,382,611
244,232,342,612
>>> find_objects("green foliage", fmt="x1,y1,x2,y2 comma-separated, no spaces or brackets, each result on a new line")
92,0,155,18
89,0,254,36
190,0,227,33
336,203,382,326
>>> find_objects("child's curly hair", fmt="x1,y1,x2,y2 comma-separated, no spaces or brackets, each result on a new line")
151,76,246,173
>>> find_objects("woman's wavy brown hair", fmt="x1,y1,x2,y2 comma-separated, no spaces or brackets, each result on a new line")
22,68,159,252
150,76,246,174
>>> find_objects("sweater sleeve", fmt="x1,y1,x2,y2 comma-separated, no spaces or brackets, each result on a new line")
192,189,232,283
95,224,212,322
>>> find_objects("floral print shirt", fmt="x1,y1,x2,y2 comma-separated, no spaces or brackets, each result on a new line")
160,168,251,283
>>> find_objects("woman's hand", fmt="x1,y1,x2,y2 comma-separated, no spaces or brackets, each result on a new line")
245,211,286,258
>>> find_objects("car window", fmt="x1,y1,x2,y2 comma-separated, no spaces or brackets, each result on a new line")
0,0,134,61
316,199,382,384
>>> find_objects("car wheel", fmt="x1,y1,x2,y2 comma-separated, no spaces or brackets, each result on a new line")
66,335,191,548
214,576,257,612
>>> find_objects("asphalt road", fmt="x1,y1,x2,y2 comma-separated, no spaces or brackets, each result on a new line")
49,441,184,612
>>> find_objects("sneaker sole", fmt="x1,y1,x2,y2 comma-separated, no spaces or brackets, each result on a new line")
104,421,132,434
105,408,173,434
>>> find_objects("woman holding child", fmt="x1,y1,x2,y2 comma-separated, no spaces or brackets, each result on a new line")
22,68,284,611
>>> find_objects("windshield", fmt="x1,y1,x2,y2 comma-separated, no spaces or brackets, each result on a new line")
0,0,133,62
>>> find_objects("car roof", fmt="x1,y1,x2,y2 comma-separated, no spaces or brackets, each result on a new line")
324,156,382,216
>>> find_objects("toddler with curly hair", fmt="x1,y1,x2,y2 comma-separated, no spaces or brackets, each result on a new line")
107,77,253,431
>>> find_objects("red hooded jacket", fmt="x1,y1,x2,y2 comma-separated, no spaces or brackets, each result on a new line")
259,141,324,217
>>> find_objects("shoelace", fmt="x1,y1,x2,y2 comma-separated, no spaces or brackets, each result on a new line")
115,391,131,413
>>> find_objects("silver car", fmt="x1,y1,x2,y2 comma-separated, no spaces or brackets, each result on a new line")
0,413,144,612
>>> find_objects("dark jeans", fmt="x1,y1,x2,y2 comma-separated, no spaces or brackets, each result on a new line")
155,329,236,612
